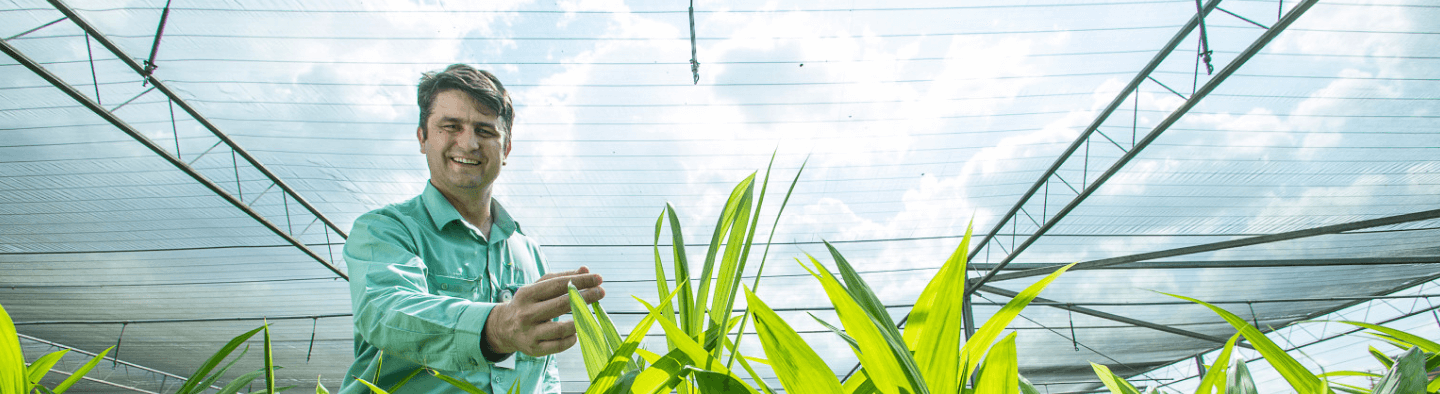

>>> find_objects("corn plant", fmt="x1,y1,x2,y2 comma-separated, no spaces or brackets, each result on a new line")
568,154,1081,394
1,303,114,394
1091,295,1440,394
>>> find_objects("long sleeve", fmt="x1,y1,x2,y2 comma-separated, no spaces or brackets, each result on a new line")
344,211,497,371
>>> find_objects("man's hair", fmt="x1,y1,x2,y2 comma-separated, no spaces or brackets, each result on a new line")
417,64,514,140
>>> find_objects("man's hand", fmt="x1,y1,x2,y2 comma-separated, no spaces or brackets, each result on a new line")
483,266,605,357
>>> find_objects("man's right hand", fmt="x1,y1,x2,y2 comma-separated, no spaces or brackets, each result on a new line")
483,266,605,357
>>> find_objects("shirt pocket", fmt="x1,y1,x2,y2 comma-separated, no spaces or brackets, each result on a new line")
428,273,480,300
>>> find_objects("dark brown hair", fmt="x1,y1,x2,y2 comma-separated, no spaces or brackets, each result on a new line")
416,64,514,140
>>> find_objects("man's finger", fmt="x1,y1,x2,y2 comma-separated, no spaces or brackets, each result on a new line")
516,273,603,302
530,320,577,342
530,334,579,357
524,286,604,324
536,266,589,282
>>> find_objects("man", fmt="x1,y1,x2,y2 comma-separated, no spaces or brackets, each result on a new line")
340,64,605,393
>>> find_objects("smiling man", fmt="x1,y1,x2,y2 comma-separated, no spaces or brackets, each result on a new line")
340,64,605,394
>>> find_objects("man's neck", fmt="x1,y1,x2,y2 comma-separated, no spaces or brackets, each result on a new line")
433,182,494,239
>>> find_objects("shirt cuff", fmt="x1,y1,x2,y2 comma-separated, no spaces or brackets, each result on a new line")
455,301,498,369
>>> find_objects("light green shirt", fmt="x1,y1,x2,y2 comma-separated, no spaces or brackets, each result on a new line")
340,183,561,394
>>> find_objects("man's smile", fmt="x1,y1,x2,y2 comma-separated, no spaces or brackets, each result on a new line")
451,156,481,166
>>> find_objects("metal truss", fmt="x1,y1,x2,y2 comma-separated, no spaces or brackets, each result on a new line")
1,0,349,280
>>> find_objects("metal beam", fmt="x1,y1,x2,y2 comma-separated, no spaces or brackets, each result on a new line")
0,37,348,280
976,208,1440,285
45,0,349,242
964,0,1222,281
966,0,1319,297
976,285,1256,350
18,333,217,392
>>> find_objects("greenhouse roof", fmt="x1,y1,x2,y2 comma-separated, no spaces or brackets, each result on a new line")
2,0,1438,392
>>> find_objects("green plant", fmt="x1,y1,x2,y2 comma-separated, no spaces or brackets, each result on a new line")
568,157,1078,394
1,303,114,394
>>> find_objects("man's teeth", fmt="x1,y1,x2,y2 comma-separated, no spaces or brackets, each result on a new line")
452,157,479,165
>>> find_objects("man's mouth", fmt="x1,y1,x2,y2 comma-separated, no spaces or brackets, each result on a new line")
451,157,480,166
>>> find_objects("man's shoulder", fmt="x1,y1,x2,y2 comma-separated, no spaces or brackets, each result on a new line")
352,194,429,232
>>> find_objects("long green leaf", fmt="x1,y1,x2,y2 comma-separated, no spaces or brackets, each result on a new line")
634,297,732,375
902,222,973,394
962,263,1076,385
663,203,695,342
974,333,1019,394
1165,293,1325,394
1318,371,1383,379
1019,375,1042,394
50,346,112,394
1371,347,1425,394
315,375,330,394
584,290,679,394
1226,359,1258,394
823,242,929,394
728,154,808,372
192,345,251,394
174,325,266,394
568,283,612,380
217,366,279,394
745,286,843,394
653,207,678,336
690,367,756,394
264,322,276,394
708,176,755,349
1336,321,1440,353
429,370,492,394
1195,333,1241,394
1328,382,1372,394
24,349,68,389
591,302,625,365
1,303,28,394
1091,363,1142,394
629,348,697,394
353,378,392,394
806,254,913,394
1369,346,1395,370
697,173,755,342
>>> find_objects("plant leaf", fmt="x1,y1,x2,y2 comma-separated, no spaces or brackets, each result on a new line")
1,303,29,394
1019,374,1042,394
315,375,329,394
50,346,112,394
1226,358,1258,394
1336,321,1440,353
1164,293,1324,394
568,282,612,380
175,325,266,394
24,349,68,389
745,286,843,394
264,322,276,394
1371,347,1425,394
353,378,392,394
1328,382,1372,394
807,254,914,394
663,203,696,343
963,262,1076,386
1369,346,1395,370
216,366,279,394
628,348,697,394
822,242,930,394
429,369,492,394
697,173,755,344
975,333,1019,394
1091,363,1142,394
1195,333,1240,394
584,291,677,394
193,344,251,394
690,367,757,394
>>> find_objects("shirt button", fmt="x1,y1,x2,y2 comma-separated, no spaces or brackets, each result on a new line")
440,283,449,290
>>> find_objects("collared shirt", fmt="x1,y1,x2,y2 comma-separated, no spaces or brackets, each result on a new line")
340,183,561,394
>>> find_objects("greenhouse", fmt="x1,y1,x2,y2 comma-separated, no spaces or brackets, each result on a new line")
2,0,1437,393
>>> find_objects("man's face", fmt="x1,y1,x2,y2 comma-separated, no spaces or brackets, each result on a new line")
419,89,510,197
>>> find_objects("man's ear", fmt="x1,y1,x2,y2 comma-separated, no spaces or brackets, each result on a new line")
503,135,512,159
416,126,426,153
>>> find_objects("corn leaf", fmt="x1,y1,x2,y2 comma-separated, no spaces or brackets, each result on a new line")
1165,293,1325,394
806,254,913,394
962,262,1076,386
707,176,755,349
1091,363,1142,394
901,222,974,394
636,349,662,364
823,242,929,394
1,303,28,394
315,375,329,394
1336,321,1440,353
353,378,392,394
264,322,276,394
1195,333,1241,394
24,349,67,389
1371,347,1426,394
809,313,863,354
217,366,279,394
1329,382,1372,394
1368,346,1395,370
716,331,776,394
635,297,732,375
591,302,626,365
1226,359,1258,394
974,333,1019,394
690,367,757,394
387,368,424,393
1319,371,1382,379
1019,375,1042,394
192,344,251,394
727,154,808,372
175,324,266,394
663,203,696,341
694,175,754,342
745,286,843,394
629,348,696,394
843,373,880,394
50,346,112,394
583,291,676,394
429,370,491,394
568,283,612,380
653,207,679,340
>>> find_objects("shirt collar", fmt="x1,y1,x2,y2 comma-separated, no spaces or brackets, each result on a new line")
421,182,520,240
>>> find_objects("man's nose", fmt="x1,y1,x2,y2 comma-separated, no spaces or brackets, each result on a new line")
456,128,481,149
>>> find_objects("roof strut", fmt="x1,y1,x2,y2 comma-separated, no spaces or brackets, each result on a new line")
0,35,348,281
142,0,172,81
964,0,1316,299
44,0,350,242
